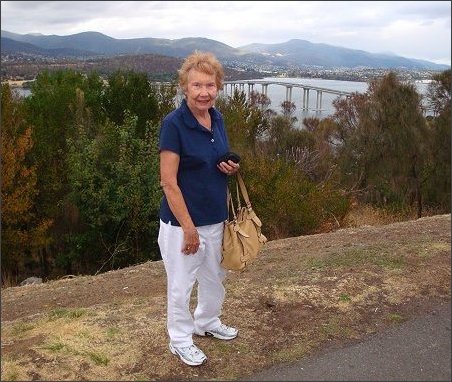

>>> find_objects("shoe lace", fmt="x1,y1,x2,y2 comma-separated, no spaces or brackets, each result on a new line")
185,345,202,357
219,323,232,333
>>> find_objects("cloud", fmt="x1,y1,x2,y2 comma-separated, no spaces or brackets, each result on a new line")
1,0,450,65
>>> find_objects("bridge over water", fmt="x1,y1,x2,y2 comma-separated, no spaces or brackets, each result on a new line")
222,79,353,112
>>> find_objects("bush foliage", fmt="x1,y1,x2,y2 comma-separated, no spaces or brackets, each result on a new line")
1,69,450,285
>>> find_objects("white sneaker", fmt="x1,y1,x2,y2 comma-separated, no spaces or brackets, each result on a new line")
196,323,238,340
169,343,207,366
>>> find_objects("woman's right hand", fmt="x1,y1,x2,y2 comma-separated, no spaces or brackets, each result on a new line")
182,227,200,255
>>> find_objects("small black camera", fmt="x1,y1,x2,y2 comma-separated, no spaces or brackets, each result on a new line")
216,152,241,166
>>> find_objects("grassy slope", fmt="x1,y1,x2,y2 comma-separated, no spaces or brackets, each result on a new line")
1,214,450,381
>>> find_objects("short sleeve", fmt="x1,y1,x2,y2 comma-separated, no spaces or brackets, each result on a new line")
159,119,181,155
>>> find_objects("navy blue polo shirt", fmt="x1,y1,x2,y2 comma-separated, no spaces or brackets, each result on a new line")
159,99,230,227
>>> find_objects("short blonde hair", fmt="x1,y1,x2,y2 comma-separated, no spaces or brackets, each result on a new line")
178,50,224,92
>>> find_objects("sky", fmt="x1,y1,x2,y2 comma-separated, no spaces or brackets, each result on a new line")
1,1,451,66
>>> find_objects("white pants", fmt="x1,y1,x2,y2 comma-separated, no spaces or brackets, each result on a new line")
158,220,227,347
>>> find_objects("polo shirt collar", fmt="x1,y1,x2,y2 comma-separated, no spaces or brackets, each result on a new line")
181,98,221,130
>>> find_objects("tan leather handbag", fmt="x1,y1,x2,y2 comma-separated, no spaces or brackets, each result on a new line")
221,172,267,271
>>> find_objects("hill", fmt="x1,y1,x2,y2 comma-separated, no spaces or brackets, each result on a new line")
240,38,449,70
2,29,449,71
1,37,96,57
1,214,450,381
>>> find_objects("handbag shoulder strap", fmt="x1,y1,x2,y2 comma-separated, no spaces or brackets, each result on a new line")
226,187,237,220
236,171,252,208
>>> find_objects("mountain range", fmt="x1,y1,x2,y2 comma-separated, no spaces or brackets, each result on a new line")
1,30,449,71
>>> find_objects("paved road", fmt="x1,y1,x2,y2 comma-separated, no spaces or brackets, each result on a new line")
244,302,451,381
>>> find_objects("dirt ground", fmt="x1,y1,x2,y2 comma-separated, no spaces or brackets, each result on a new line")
1,214,451,381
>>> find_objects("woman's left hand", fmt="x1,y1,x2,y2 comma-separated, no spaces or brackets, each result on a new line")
217,160,240,176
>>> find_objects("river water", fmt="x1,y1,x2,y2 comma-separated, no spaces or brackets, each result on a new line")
222,77,431,127
13,87,32,97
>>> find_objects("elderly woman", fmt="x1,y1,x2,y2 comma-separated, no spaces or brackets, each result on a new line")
158,51,240,366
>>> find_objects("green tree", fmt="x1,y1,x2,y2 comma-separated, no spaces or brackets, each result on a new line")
216,88,271,153
66,103,162,274
78,70,107,125
236,152,348,239
427,69,451,116
1,84,52,282
280,100,298,125
101,70,160,138
333,72,428,216
21,68,174,278
24,69,102,276
217,89,349,239
301,117,340,184
423,70,451,210
152,80,177,122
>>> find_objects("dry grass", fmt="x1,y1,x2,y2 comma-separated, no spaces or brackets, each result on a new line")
342,203,418,227
1,214,450,381
1,80,30,87
1,272,17,290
